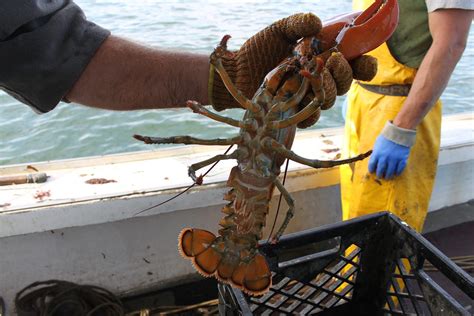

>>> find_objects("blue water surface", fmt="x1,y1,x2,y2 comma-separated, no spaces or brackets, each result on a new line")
0,0,472,165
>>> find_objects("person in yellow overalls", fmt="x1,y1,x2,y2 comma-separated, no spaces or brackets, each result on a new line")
341,0,473,232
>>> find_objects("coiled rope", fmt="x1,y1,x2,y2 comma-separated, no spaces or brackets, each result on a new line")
15,280,124,316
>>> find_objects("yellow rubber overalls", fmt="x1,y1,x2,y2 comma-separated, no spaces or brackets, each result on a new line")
340,0,442,232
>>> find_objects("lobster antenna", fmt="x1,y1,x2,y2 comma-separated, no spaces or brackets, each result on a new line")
133,144,234,216
267,158,290,242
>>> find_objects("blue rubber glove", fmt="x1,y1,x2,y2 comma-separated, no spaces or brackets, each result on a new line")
368,121,416,179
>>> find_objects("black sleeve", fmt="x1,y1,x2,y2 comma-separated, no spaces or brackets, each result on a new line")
0,0,110,113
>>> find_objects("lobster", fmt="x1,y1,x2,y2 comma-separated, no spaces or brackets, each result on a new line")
134,0,399,296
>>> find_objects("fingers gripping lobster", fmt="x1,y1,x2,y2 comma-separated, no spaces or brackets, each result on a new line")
135,0,399,296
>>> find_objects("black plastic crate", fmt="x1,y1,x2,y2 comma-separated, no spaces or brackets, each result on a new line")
218,212,473,315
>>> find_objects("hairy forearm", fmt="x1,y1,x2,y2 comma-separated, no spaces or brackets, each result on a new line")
66,35,210,110
393,9,472,130
393,40,464,129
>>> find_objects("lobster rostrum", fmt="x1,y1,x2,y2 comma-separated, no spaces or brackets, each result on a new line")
135,0,399,296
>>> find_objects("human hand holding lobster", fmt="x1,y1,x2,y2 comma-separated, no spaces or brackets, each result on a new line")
210,12,378,124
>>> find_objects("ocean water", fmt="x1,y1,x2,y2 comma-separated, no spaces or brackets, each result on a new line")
1,0,473,166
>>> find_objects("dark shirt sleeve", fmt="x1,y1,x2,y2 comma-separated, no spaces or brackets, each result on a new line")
0,0,110,113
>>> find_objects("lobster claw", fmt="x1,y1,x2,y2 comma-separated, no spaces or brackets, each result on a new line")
320,0,399,61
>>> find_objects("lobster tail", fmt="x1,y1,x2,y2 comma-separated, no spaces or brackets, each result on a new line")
232,253,272,295
178,228,220,276
178,228,272,296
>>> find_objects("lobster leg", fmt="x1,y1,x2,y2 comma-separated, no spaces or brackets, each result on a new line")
267,62,327,129
211,36,260,113
271,176,295,243
187,101,245,128
267,93,324,129
262,137,372,168
134,134,241,146
189,149,244,183
268,78,310,115
268,57,324,115
256,60,295,105
212,58,259,113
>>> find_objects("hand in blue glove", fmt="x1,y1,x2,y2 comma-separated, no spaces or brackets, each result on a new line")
368,121,416,179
